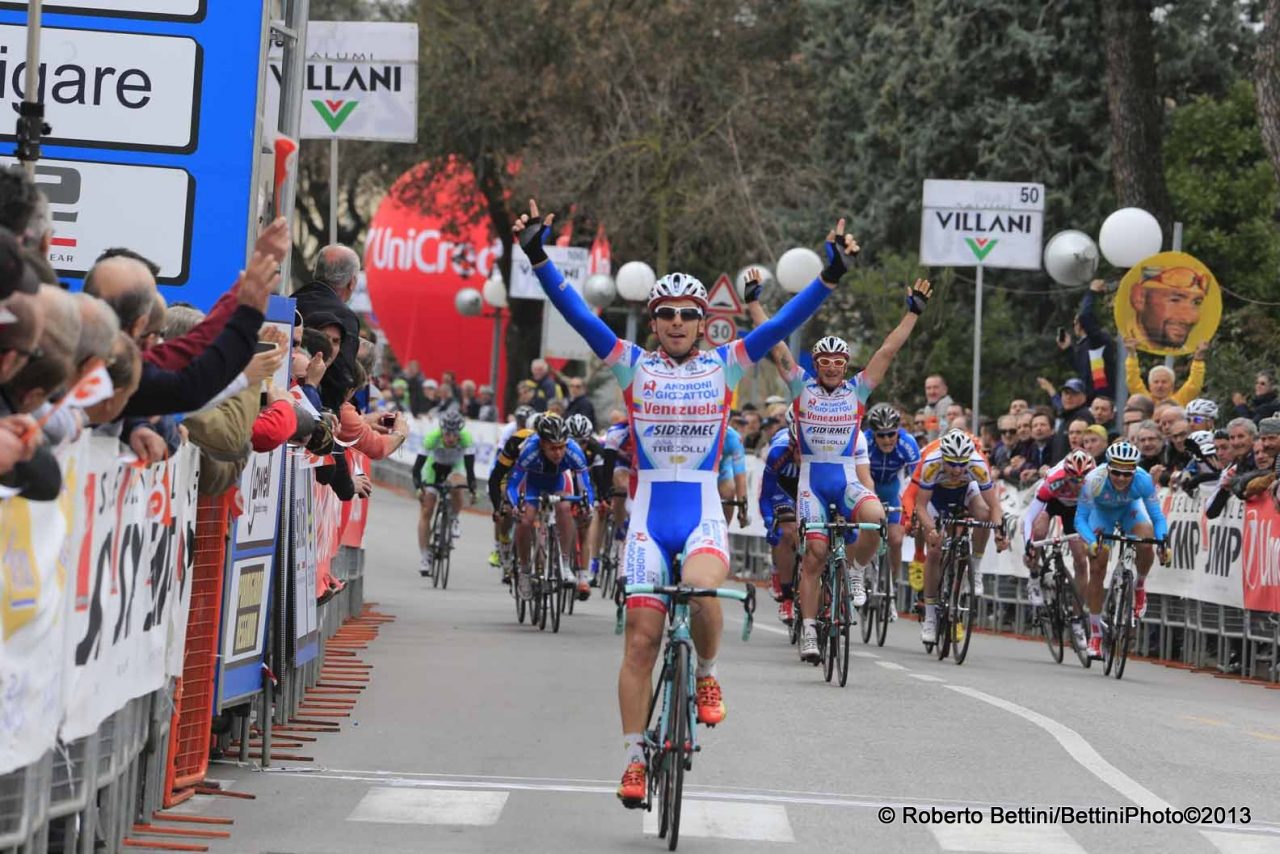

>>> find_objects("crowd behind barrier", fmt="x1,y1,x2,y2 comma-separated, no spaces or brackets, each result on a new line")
0,430,372,852
388,415,1280,680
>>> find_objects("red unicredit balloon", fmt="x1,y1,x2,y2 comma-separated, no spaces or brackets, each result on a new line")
364,159,507,395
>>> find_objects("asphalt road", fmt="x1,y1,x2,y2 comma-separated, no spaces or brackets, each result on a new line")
193,488,1280,854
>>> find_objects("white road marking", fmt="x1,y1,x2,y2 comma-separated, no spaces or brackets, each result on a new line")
347,787,507,826
931,823,1085,854
909,673,945,682
875,661,907,671
852,651,881,659
642,800,794,842
946,684,1171,811
752,621,790,637
1203,831,1280,854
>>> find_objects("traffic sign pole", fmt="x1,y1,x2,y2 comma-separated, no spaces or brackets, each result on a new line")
972,264,983,432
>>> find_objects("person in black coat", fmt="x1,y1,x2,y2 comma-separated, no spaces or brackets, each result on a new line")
294,245,361,411
1056,279,1117,401
1231,370,1280,423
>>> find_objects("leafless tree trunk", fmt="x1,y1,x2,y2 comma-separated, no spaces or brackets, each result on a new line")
1256,0,1280,192
1101,0,1173,231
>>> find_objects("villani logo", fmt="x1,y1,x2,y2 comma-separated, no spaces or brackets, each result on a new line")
312,99,358,131
964,237,998,262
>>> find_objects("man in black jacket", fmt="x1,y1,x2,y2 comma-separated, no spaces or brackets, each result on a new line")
1232,370,1280,423
1056,278,1117,401
294,245,361,410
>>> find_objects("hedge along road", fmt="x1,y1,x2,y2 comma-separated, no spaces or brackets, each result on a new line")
204,487,1280,854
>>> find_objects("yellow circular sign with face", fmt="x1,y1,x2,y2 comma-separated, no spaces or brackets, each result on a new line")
1114,251,1222,357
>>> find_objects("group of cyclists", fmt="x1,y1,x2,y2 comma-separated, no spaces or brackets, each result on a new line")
408,198,1171,810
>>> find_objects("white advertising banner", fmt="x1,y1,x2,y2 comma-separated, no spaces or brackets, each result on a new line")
1144,486,1245,608
920,179,1045,270
61,439,200,742
267,21,419,142
0,157,193,281
0,25,200,151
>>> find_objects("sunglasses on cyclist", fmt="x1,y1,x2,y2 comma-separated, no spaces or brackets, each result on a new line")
874,431,897,439
1109,468,1135,479
1189,415,1211,424
942,457,969,467
652,307,703,322
815,356,847,368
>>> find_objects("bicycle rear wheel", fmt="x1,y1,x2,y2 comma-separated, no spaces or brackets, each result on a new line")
951,558,975,665
599,521,617,599
859,560,875,644
515,577,527,624
548,535,563,634
1060,571,1090,668
836,576,851,688
1114,573,1133,680
875,557,892,647
936,557,953,661
1101,583,1117,676
1039,570,1064,664
431,505,448,589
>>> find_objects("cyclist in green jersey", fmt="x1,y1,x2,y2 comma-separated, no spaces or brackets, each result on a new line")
412,410,477,575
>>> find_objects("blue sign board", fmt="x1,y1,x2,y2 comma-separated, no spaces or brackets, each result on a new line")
0,2,267,309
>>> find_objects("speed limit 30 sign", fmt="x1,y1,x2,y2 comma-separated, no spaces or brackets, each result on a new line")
704,314,737,346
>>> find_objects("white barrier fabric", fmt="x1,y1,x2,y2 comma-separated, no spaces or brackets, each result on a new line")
0,437,199,771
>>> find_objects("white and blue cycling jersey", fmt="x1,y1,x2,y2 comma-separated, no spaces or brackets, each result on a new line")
864,427,920,525
759,429,800,546
779,364,878,540
1074,466,1168,549
603,421,632,471
531,253,834,611
717,426,747,484
506,434,594,506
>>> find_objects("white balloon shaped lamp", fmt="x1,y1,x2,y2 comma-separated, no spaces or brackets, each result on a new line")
775,248,823,294
1099,208,1162,268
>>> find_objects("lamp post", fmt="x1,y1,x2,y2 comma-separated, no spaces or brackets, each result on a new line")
454,279,506,400
615,261,656,343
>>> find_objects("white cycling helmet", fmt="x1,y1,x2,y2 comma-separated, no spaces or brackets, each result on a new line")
1187,429,1217,458
938,429,974,463
566,413,593,440
1106,440,1141,469
1186,398,1219,420
811,336,850,357
648,272,707,310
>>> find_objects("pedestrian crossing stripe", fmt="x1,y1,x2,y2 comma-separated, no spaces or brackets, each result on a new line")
347,787,508,826
642,800,794,842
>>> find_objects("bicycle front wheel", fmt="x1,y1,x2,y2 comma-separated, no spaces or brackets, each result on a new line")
1039,573,1064,664
431,505,448,589
665,643,689,851
1102,583,1118,676
821,566,837,682
1060,574,1090,668
836,578,851,688
548,533,563,634
1113,573,1133,680
936,556,954,661
951,558,975,665
875,557,892,647
859,560,875,644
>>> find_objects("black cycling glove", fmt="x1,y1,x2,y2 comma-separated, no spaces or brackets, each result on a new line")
517,215,551,265
819,229,859,285
906,283,931,315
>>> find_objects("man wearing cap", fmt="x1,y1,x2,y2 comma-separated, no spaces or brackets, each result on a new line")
1127,265,1208,351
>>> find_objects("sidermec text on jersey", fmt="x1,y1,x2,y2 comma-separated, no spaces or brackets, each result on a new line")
0,46,153,111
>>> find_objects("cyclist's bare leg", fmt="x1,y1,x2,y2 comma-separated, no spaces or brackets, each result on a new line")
683,552,729,668
447,472,466,516
886,522,904,577
718,480,735,523
554,501,577,567
419,489,438,553
515,502,537,566
850,498,885,566
1025,511,1051,572
619,608,664,733
799,537,828,620
772,519,798,588
1132,522,1155,578
1086,548,1109,612
1068,538,1088,600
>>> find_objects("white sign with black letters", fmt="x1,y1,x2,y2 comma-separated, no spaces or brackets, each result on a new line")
0,156,191,281
919,179,1045,270
0,25,199,151
235,448,283,551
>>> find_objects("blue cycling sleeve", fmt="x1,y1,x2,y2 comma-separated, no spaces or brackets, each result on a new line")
1075,495,1096,547
1143,484,1168,541
533,259,617,360
506,466,526,506
743,277,833,363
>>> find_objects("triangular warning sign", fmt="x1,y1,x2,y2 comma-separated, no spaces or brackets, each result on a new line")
706,273,744,316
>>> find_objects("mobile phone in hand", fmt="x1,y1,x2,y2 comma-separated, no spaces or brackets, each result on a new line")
379,412,397,429
255,341,280,354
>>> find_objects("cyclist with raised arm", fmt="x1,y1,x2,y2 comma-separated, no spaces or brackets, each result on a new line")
514,198,854,807
1075,440,1170,659
718,424,750,527
760,412,801,623
412,410,476,576
1022,449,1095,647
914,430,1007,645
507,413,595,599
864,403,921,614
568,413,608,596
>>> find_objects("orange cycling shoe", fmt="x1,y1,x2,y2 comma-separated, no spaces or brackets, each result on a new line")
696,676,726,726
617,761,646,807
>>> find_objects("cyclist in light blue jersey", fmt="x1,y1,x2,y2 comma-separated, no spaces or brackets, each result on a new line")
863,402,920,604
717,425,749,527
513,198,857,807
1076,440,1170,659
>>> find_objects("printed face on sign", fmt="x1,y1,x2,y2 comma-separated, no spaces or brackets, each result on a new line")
1115,251,1222,357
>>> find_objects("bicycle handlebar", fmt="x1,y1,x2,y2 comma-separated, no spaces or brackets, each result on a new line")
721,498,747,507
942,517,1006,531
617,583,757,640
1100,533,1166,547
1030,533,1081,548
801,519,884,535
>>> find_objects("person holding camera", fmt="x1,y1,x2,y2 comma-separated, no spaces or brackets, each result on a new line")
1056,278,1117,402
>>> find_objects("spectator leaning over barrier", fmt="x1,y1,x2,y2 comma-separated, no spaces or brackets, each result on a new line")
294,243,361,410
336,369,409,460
3,285,81,417
84,333,139,427
0,165,58,285
1135,420,1165,471
0,290,43,386
1124,339,1207,406
1013,407,1061,486
918,373,953,440
1057,278,1118,400
565,375,596,427
990,415,1016,471
1155,403,1187,438
1226,417,1258,470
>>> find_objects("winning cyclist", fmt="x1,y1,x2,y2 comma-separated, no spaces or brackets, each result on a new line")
760,413,801,623
567,413,608,597
913,430,1007,645
745,275,932,663
507,413,595,600
1022,449,1095,647
1075,440,1170,659
412,410,477,576
514,198,855,807
864,403,921,617
718,424,749,527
